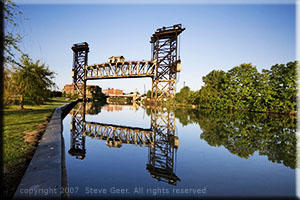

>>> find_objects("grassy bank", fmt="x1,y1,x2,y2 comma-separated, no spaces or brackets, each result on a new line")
2,97,69,198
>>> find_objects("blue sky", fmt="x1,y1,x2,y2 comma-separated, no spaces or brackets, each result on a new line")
16,3,296,93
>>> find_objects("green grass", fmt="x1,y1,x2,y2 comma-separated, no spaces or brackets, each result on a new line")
3,97,69,198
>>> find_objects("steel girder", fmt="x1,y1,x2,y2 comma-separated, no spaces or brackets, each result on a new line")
85,60,156,80
72,42,89,99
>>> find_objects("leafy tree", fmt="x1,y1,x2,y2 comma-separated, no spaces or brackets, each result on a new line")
222,63,260,111
175,86,191,104
12,54,56,109
199,70,226,109
3,0,26,65
196,61,298,113
3,67,18,104
263,61,298,113
88,86,106,102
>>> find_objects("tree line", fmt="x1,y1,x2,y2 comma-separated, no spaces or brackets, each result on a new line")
172,61,298,114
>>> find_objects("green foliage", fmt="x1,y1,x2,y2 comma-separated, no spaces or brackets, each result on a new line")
197,62,298,113
169,61,297,113
222,64,260,110
173,107,297,169
173,86,200,105
66,92,78,100
262,61,298,113
175,86,190,103
8,54,56,109
3,67,18,105
109,96,132,104
88,86,106,103
87,101,105,115
3,0,26,65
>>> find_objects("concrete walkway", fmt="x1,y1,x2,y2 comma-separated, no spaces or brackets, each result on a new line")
13,101,77,199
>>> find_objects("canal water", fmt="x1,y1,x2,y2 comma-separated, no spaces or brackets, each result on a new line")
62,102,296,198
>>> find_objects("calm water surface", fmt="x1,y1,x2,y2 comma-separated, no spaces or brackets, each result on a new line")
62,103,296,198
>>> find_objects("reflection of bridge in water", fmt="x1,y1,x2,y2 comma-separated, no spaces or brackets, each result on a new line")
84,122,154,146
69,102,180,185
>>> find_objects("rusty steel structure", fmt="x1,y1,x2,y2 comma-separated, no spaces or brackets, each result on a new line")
69,102,86,160
71,24,184,101
84,122,154,146
85,61,156,80
147,108,179,185
69,103,180,185
72,42,89,99
151,24,185,100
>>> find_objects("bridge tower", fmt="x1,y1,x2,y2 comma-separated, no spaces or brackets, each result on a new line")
72,42,89,100
151,24,185,100
69,102,86,159
147,108,180,185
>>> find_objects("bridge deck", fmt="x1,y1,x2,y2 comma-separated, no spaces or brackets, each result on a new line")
85,61,156,80
84,122,154,146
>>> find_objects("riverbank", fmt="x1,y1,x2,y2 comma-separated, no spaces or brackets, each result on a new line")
2,98,69,198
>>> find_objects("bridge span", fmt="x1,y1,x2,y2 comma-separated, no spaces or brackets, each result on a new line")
85,60,156,80
83,122,154,146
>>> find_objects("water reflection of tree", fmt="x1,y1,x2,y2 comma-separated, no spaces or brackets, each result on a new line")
173,108,297,169
86,101,105,115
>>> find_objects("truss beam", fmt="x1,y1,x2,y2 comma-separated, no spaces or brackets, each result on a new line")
85,61,156,80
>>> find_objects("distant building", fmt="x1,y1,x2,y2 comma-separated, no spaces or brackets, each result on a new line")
102,105,123,112
102,88,123,96
108,56,125,63
62,84,76,94
62,84,102,98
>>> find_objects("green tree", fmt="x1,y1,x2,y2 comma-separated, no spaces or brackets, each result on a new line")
3,0,26,65
12,54,56,109
222,63,260,111
88,86,106,102
175,86,192,104
263,61,298,113
198,61,298,113
199,70,226,109
3,67,17,104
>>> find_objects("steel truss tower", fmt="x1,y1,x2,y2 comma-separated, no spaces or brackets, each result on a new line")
69,102,86,159
72,42,89,99
147,108,180,185
151,24,185,100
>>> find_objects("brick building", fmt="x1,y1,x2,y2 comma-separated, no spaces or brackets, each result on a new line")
102,88,123,96
62,84,102,98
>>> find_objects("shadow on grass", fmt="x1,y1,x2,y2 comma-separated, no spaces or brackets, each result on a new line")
4,108,54,116
5,120,49,127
